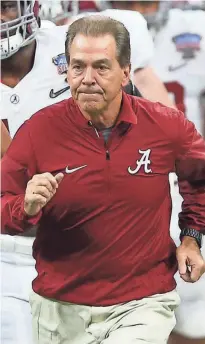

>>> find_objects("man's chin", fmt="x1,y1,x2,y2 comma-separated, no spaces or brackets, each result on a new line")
79,101,105,115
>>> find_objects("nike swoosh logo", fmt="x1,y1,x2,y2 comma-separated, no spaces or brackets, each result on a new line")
168,61,188,72
49,85,70,98
65,165,87,174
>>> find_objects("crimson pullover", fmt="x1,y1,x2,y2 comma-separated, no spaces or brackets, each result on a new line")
1,92,205,306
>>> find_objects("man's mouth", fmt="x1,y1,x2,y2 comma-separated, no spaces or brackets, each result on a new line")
79,91,102,95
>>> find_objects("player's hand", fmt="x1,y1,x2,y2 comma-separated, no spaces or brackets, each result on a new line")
24,172,64,216
177,236,205,283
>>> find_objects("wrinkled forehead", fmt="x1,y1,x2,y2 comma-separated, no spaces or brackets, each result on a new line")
69,34,118,62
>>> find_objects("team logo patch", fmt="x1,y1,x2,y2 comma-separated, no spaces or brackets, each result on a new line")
128,149,152,174
52,53,68,74
172,32,202,59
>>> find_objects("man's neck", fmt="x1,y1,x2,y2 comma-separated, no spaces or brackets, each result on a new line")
1,41,36,88
82,91,123,130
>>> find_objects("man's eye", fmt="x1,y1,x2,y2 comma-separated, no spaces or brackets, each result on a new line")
73,65,82,71
99,65,108,71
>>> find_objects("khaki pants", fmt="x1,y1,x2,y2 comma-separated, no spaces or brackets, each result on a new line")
29,289,180,344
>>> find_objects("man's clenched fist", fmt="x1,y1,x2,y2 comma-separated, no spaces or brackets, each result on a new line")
24,172,64,216
177,236,205,283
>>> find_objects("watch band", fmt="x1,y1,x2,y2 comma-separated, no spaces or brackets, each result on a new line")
180,228,203,248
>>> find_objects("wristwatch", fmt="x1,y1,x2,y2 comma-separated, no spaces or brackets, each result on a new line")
180,228,203,249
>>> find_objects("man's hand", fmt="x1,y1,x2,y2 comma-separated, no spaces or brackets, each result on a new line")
24,172,64,216
177,236,205,283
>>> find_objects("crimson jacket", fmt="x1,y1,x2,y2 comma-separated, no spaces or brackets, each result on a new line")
1,92,205,305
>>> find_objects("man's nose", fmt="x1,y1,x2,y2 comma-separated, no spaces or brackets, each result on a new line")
82,67,96,85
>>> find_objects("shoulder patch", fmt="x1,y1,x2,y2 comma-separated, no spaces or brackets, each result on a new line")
172,32,202,59
52,53,68,74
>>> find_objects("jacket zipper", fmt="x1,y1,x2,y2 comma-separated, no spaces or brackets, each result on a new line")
106,150,110,160
88,120,99,138
88,120,111,160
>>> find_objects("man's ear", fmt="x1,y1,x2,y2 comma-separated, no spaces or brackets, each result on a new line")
121,65,131,87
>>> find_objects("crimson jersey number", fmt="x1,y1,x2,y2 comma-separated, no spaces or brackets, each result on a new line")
164,81,186,115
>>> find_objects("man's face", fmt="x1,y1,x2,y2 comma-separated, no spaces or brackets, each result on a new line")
1,1,20,38
67,34,130,116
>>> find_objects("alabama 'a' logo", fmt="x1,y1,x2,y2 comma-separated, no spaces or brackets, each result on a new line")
128,149,152,174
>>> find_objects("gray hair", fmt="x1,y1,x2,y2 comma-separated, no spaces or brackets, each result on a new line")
65,15,131,68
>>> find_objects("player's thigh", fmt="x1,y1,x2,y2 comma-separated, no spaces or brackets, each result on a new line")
1,251,37,300
1,253,36,344
1,296,34,344
173,296,205,339
102,290,180,344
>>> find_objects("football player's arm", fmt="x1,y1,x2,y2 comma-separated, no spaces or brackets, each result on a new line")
133,66,176,108
1,120,12,158
174,112,205,233
1,122,42,235
129,13,175,107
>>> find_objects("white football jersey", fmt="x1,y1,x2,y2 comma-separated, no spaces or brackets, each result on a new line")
72,9,154,74
40,19,56,29
152,9,205,135
1,23,71,138
152,9,205,244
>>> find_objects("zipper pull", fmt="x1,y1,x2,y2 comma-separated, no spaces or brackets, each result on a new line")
106,150,110,160
94,127,99,138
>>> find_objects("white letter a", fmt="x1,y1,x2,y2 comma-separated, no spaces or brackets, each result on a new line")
128,149,152,174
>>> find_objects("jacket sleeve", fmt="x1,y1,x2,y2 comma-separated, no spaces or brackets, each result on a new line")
1,122,42,235
174,112,205,233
